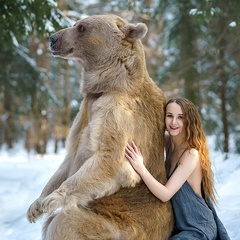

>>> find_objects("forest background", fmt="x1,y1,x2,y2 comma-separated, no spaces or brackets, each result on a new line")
0,0,239,157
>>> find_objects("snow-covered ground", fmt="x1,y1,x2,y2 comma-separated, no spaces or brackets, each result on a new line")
0,138,239,240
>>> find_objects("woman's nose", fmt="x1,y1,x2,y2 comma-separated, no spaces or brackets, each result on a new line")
172,117,177,124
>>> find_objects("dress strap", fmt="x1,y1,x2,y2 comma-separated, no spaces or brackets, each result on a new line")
176,148,188,165
168,148,188,178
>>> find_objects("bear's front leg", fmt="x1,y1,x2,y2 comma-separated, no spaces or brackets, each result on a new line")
27,197,45,223
41,180,82,214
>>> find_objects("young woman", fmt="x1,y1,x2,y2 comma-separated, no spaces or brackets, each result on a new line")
125,97,230,240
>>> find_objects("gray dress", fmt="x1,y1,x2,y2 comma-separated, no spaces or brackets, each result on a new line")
167,151,230,240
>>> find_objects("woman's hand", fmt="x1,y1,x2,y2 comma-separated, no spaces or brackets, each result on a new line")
125,141,146,176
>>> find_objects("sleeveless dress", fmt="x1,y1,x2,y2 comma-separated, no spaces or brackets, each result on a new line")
167,150,230,240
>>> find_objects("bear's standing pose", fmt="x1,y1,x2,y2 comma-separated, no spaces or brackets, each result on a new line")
27,14,174,240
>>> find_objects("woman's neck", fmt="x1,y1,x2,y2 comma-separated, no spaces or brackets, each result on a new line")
170,135,188,152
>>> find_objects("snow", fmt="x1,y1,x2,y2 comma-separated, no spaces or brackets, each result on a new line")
0,138,239,240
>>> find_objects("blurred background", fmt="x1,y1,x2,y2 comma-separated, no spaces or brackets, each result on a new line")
0,0,239,156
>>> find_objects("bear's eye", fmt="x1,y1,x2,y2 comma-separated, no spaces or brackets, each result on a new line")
78,24,85,33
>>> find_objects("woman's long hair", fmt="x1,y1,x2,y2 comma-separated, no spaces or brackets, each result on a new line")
165,97,216,204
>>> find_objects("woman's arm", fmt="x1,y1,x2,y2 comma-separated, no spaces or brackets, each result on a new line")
125,141,199,202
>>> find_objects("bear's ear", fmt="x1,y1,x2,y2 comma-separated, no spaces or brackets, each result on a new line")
124,23,148,41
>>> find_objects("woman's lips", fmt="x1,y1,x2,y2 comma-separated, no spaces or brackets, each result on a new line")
170,126,178,130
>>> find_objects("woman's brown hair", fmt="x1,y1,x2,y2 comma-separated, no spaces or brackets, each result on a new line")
165,97,216,204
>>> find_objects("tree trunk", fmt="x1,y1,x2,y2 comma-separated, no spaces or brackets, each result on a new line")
217,21,229,154
3,73,17,148
179,3,199,105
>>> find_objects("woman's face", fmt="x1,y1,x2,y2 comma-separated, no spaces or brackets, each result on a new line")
165,102,185,138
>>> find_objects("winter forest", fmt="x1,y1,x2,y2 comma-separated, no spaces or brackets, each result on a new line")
0,0,240,239
0,0,239,155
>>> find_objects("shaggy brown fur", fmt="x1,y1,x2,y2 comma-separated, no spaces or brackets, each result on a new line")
26,14,174,240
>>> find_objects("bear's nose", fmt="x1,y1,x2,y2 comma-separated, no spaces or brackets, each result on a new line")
50,34,58,45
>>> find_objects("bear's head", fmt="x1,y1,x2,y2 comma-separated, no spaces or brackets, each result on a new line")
50,15,149,94
50,15,147,70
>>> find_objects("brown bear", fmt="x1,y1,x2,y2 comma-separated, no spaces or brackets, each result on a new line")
26,14,174,240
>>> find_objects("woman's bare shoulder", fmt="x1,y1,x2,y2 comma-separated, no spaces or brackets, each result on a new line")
188,148,199,156
183,148,199,163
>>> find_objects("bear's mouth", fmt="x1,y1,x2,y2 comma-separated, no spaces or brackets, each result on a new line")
49,43,60,55
50,48,74,57
51,50,61,56
51,49,61,56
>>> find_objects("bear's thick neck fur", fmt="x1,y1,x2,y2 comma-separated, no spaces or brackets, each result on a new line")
81,41,150,95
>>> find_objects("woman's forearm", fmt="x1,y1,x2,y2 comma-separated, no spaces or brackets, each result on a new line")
140,168,171,202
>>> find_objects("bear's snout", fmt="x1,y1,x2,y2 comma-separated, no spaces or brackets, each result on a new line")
50,34,58,45
49,33,60,55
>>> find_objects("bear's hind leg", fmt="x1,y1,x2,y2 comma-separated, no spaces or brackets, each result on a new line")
43,208,135,240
